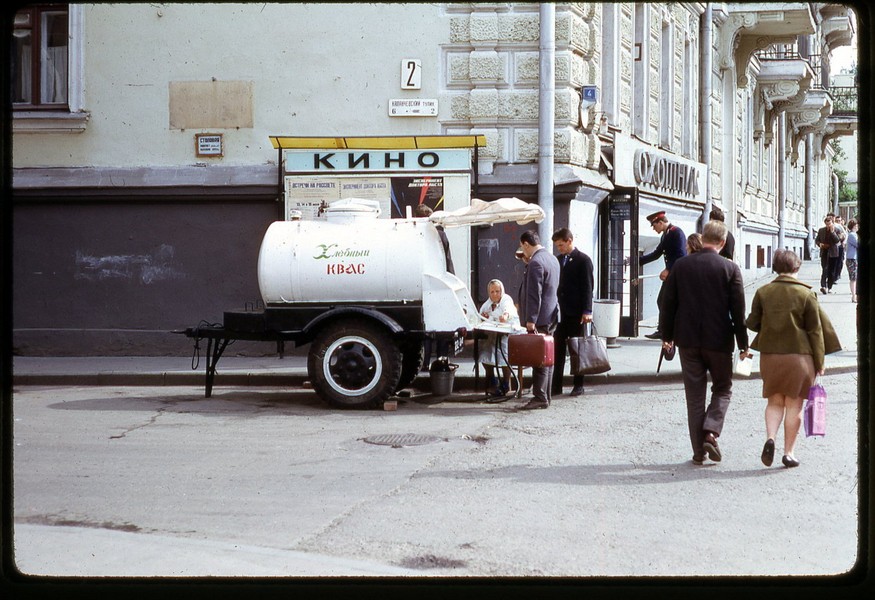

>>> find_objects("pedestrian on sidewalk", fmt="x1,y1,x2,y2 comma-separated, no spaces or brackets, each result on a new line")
815,215,841,294
709,206,735,260
745,250,842,468
638,211,686,340
550,228,594,398
845,218,859,302
659,221,750,465
832,214,847,284
516,230,560,410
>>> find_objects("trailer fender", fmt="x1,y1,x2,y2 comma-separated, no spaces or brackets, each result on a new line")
302,306,406,340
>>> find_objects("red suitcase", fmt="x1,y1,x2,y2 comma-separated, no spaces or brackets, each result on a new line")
508,333,555,367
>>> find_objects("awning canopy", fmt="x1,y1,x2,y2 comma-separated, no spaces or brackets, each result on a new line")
269,135,487,150
429,197,545,228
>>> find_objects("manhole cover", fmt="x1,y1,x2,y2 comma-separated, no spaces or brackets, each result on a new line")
363,433,443,447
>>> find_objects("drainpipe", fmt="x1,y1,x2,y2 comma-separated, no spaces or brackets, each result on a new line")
832,172,840,215
777,112,786,250
805,133,814,259
700,4,713,232
538,2,555,243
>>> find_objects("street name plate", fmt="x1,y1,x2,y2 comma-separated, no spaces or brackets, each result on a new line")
389,98,438,117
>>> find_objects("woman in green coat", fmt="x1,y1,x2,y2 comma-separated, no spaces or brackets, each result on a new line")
745,250,841,468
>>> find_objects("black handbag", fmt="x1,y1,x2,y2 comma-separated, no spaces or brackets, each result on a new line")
567,324,611,375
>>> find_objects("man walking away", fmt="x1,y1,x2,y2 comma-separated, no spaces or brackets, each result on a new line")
659,221,750,465
709,206,735,260
551,228,594,397
639,211,686,339
517,230,560,410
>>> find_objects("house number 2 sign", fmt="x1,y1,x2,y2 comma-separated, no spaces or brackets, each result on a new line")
401,59,421,90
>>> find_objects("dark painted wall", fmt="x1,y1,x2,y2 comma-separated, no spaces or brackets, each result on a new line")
12,195,558,356
13,200,277,356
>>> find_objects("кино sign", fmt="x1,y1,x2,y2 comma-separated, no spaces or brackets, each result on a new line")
284,149,471,173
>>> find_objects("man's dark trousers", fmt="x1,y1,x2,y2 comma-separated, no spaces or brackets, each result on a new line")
551,320,584,395
678,346,733,458
821,253,839,289
532,324,556,404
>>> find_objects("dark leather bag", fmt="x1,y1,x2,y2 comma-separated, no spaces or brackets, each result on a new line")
567,325,611,375
508,333,555,367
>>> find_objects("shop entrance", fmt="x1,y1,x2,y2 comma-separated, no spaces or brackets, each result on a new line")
601,190,640,337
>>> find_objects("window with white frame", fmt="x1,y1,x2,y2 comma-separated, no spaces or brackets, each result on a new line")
600,3,620,126
682,33,694,158
12,4,69,110
633,3,648,139
659,19,673,149
743,90,753,188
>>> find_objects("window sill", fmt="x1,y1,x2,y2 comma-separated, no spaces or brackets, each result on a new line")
13,111,90,134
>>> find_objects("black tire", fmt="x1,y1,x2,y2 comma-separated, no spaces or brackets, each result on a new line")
396,339,424,392
307,320,402,409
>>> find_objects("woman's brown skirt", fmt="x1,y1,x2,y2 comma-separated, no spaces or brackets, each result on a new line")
759,353,816,399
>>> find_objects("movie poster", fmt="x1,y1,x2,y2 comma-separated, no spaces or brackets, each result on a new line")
389,176,445,218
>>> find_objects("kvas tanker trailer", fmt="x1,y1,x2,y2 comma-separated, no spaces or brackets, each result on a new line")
178,197,543,408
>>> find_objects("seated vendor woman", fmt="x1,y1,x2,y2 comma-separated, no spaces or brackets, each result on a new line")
478,279,521,398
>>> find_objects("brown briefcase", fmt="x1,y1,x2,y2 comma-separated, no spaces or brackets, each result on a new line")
508,333,555,367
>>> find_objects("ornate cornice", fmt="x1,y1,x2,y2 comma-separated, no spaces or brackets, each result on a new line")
717,4,816,88
754,58,812,144
816,116,858,159
818,3,854,51
786,90,832,161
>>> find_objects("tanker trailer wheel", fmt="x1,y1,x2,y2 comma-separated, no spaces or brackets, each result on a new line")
308,320,402,409
395,340,424,393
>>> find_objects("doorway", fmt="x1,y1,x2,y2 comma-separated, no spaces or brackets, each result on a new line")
601,190,640,337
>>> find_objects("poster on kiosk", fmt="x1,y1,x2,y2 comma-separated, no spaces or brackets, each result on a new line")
270,135,484,290
274,136,478,220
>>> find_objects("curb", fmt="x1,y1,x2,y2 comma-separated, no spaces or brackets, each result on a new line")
12,363,858,393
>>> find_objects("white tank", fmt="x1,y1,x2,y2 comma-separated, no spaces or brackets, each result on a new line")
258,200,449,305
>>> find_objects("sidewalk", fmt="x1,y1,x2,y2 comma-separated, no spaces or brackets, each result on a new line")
11,260,860,393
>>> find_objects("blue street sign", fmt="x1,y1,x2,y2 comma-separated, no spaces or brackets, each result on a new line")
582,86,598,102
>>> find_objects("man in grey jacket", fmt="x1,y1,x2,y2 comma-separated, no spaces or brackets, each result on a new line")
517,229,560,410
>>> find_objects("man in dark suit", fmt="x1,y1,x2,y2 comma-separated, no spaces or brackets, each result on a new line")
659,220,750,465
517,229,560,410
550,228,594,397
709,206,735,260
815,215,841,294
640,211,686,339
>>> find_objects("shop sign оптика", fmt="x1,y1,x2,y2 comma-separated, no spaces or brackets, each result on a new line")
612,133,706,205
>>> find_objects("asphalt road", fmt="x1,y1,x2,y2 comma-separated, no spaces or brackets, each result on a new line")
10,369,861,583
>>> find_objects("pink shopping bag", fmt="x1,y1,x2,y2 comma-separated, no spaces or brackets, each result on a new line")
804,382,827,437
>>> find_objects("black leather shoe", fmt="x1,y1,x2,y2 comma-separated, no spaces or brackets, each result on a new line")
782,455,800,468
644,331,662,340
703,432,722,462
517,400,549,410
484,393,510,404
569,386,584,396
761,438,775,466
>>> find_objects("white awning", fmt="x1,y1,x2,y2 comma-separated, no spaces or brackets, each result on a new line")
429,197,545,228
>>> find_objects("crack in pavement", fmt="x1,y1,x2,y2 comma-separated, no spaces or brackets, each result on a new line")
109,408,165,439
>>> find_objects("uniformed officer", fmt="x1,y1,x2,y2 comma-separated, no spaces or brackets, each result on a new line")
640,211,687,340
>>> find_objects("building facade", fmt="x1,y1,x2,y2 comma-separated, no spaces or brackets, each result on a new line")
9,3,856,355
